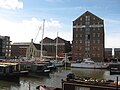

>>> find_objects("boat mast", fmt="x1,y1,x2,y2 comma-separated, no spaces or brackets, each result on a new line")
56,32,58,61
40,19,45,60
34,26,41,42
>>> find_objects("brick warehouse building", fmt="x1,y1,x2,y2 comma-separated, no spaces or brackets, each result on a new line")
72,11,104,61
0,36,11,57
11,42,30,58
104,48,113,60
41,37,71,57
114,48,120,60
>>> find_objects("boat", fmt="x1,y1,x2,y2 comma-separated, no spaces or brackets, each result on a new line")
51,60,63,67
51,32,64,67
20,70,29,77
0,61,29,77
71,58,109,69
62,73,120,90
36,73,120,90
0,63,20,82
109,63,120,75
18,60,51,76
29,63,50,76
36,60,56,71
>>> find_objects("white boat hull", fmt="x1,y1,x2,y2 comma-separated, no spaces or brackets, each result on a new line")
71,63,109,69
54,61,63,67
51,60,63,67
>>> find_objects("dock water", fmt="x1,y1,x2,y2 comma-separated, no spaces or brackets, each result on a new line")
0,67,120,90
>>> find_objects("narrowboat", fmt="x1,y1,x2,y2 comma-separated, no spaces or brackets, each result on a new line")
36,72,120,90
62,73,120,90
0,64,20,82
29,63,50,76
0,62,29,77
17,61,51,77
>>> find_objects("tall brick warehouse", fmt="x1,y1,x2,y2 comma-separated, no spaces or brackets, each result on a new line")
72,11,104,61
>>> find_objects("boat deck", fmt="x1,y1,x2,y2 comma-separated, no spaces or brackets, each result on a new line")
62,73,120,90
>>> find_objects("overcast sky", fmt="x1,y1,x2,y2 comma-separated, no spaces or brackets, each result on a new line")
0,0,120,48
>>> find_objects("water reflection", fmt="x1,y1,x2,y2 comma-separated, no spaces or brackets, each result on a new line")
71,68,120,81
71,68,106,79
0,80,20,90
0,67,120,90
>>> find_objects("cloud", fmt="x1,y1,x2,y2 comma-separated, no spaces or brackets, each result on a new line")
104,19,120,48
0,17,62,43
105,36,120,48
22,18,61,30
0,0,23,10
45,19,61,29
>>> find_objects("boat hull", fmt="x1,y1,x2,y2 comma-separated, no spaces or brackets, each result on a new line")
0,72,20,82
71,63,108,69
28,71,50,78
20,70,29,77
62,73,120,90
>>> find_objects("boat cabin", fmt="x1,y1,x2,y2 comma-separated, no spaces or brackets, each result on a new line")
82,58,95,64
0,64,20,82
0,63,20,73
31,64,50,73
62,73,120,90
109,64,120,75
0,64,11,74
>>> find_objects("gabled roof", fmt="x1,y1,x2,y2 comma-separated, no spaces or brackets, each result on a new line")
42,37,54,43
54,37,69,42
33,43,40,50
44,37,53,41
74,11,103,22
40,37,69,44
33,43,46,51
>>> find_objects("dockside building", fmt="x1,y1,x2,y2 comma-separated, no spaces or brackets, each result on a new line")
72,11,104,61
0,36,11,57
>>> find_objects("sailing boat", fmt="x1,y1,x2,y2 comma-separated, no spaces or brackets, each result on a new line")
38,20,56,70
30,19,51,75
40,19,45,61
52,32,64,67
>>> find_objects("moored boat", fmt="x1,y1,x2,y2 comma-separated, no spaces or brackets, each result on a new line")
0,64,20,82
62,73,120,90
71,58,109,69
0,62,29,77
51,60,63,67
17,60,51,76
29,63,50,76
36,60,56,71
109,63,120,75
20,70,29,76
